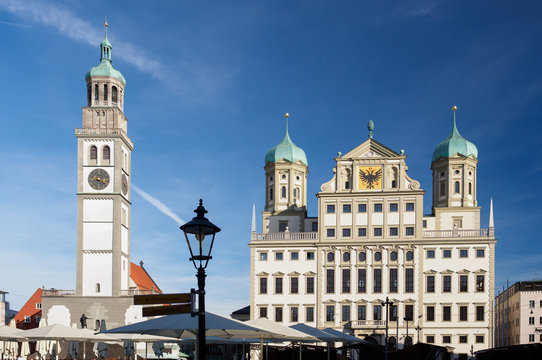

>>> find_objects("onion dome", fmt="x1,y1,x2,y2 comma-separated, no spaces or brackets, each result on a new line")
85,21,126,85
265,114,308,166
432,108,478,162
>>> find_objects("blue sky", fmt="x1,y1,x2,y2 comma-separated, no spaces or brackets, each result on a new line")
0,0,541,314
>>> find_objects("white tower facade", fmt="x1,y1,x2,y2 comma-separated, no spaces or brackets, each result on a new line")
75,24,133,297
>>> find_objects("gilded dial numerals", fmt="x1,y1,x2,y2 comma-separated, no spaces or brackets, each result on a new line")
121,174,129,196
88,168,110,190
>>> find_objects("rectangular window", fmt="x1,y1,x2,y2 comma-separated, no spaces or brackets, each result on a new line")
342,269,351,293
390,305,398,321
342,228,351,237
343,204,351,213
405,227,414,236
326,204,335,213
259,252,268,261
443,306,451,321
373,305,382,321
426,306,435,321
443,249,451,258
390,227,398,236
259,307,267,318
374,203,383,212
389,203,398,212
476,335,484,344
342,305,351,322
290,252,299,260
358,228,367,237
426,336,435,344
459,249,468,258
426,275,435,293
279,221,288,232
459,306,468,321
476,249,485,258
373,227,383,237
476,305,485,321
459,335,468,344
357,305,366,321
476,275,485,292
389,268,398,293
358,269,366,293
374,269,382,293
306,251,315,260
529,300,535,308
443,275,452,292
290,307,298,322
290,277,299,294
326,305,335,322
404,304,414,321
312,222,318,231
259,278,267,294
459,275,468,292
529,317,534,325
406,202,415,211
326,269,335,294
423,220,427,228
443,335,451,344
358,204,367,213
275,307,283,322
427,250,435,259
529,334,535,342
327,228,335,237
275,252,283,261
405,268,414,293
306,306,314,322
306,277,315,294
275,277,283,294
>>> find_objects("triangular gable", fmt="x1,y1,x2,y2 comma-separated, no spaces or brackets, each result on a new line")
341,139,400,160
130,262,161,293
12,288,42,326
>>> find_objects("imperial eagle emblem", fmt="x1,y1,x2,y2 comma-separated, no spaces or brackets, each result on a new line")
359,167,382,189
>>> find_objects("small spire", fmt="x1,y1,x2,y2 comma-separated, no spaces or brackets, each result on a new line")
451,105,460,136
104,17,108,38
251,203,257,233
368,120,374,139
489,197,494,228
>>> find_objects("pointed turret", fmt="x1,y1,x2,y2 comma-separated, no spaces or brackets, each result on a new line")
251,203,257,233
489,197,495,236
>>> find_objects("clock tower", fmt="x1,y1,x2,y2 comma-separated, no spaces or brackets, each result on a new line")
75,22,133,296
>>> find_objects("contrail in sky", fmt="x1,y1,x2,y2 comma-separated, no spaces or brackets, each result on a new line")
132,185,184,226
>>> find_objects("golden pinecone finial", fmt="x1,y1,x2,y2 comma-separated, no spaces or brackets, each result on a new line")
285,113,290,118
105,17,108,28
452,105,457,111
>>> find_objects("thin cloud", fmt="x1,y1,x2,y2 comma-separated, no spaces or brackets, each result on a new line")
0,19,32,28
132,184,185,226
0,0,170,82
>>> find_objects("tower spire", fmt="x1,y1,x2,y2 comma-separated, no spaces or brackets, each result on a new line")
451,105,460,137
100,18,112,63
368,120,374,139
489,197,495,236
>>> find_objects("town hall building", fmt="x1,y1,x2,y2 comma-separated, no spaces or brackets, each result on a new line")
250,111,496,357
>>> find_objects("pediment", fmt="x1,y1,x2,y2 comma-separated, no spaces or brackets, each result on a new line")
341,139,400,160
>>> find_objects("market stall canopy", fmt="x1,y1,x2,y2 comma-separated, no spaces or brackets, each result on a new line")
245,319,318,341
289,324,344,342
0,326,26,341
21,324,119,342
321,328,364,343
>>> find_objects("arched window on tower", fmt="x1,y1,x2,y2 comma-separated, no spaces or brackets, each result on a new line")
440,182,446,197
293,188,297,199
103,84,108,103
87,85,91,106
95,283,101,293
281,186,287,198
89,145,97,165
469,182,472,195
94,84,99,103
103,146,110,165
454,181,460,194
269,187,273,201
112,86,118,104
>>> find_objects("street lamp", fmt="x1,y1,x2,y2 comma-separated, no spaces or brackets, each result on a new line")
381,297,393,360
403,317,410,347
180,199,221,360
415,325,421,343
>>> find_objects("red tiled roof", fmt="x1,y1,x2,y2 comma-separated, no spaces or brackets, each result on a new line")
12,288,42,327
131,262,161,293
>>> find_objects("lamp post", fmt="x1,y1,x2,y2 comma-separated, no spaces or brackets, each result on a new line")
403,317,409,347
381,297,393,360
180,199,221,360
415,325,421,343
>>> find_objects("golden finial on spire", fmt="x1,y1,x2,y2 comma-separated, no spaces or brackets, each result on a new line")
105,17,108,28
285,113,290,118
452,105,457,111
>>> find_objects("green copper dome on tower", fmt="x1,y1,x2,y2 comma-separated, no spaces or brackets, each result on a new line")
265,114,308,166
85,21,126,85
432,107,478,163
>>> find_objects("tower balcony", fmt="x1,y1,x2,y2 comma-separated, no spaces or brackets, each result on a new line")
351,320,386,329
423,228,490,238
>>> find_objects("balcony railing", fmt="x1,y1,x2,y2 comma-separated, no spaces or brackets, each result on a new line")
351,320,386,328
42,289,76,296
118,289,160,296
423,229,489,238
251,232,318,241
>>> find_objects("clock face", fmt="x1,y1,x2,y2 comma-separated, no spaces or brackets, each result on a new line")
88,168,110,190
358,166,383,190
121,174,129,196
